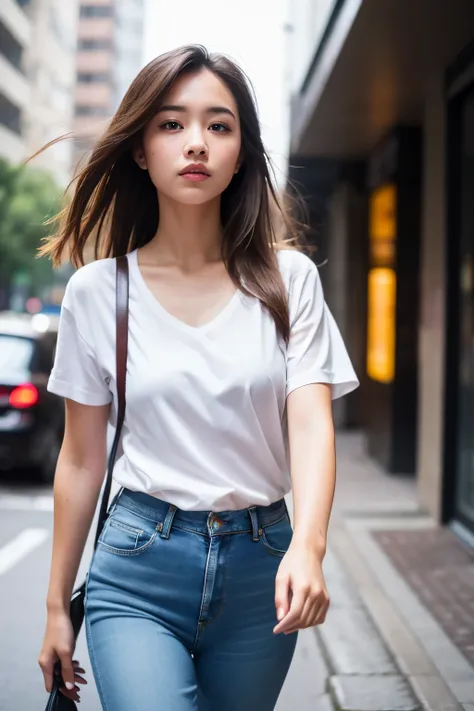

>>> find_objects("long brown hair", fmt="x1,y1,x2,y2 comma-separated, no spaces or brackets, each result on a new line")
37,45,305,342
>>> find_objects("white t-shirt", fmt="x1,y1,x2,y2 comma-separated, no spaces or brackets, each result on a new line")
47,248,359,511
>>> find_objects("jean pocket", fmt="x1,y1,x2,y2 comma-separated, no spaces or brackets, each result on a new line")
260,514,293,557
98,509,158,557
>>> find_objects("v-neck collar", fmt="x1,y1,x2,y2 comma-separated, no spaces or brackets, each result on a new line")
128,249,243,336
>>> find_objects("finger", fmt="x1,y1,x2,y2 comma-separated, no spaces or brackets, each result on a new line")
286,594,329,633
274,573,291,622
74,675,88,685
301,597,320,628
58,651,75,692
39,661,53,694
274,589,306,633
286,597,320,633
315,596,330,625
59,688,81,703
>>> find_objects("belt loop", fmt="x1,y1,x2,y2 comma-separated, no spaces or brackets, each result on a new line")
160,504,178,539
248,506,260,542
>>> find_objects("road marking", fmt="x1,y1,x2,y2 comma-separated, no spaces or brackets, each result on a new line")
0,528,50,576
0,494,54,511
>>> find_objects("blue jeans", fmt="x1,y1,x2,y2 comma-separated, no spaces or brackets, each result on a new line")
84,488,298,711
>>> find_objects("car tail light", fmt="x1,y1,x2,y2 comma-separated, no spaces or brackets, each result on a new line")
9,383,39,409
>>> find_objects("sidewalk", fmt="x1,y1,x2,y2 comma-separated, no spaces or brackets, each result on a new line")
317,431,474,711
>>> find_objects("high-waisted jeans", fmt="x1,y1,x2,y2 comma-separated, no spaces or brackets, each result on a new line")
84,488,298,711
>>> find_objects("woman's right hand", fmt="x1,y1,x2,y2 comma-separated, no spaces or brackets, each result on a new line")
38,610,87,703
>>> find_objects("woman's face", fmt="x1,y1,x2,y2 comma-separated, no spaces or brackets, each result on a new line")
135,69,242,205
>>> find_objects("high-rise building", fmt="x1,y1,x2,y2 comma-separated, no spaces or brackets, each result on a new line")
114,0,144,108
0,0,31,163
0,0,78,185
74,0,145,163
23,0,79,186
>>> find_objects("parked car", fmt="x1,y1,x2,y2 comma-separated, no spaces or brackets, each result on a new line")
0,311,63,483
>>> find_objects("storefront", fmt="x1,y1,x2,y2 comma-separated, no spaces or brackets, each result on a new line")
365,128,421,475
444,46,474,537
289,0,474,529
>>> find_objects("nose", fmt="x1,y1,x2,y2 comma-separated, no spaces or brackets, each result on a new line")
183,128,208,158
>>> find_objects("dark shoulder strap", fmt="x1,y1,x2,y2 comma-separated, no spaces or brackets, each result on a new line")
93,255,129,548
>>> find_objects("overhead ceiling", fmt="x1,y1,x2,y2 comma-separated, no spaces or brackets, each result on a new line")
291,0,474,158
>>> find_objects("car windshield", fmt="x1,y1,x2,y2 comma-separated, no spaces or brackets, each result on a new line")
0,335,34,376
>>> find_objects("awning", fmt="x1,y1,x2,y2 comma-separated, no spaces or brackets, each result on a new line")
291,0,474,157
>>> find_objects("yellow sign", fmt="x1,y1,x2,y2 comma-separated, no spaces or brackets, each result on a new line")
366,267,396,383
369,184,396,267
367,184,397,383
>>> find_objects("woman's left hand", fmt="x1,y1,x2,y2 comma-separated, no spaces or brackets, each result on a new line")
273,541,329,634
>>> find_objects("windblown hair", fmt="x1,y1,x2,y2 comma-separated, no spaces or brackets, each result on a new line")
37,45,307,342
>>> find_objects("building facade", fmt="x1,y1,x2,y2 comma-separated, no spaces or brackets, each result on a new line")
288,0,474,541
0,0,78,185
0,0,31,163
74,0,144,162
23,0,79,186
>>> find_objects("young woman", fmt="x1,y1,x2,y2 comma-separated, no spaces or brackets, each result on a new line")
38,45,358,711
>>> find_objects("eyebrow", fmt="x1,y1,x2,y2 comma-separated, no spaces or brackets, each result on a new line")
157,104,236,120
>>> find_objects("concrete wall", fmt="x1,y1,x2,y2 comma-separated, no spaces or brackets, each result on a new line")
416,74,447,521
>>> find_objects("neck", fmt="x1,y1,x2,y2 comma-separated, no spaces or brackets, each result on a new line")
144,194,223,270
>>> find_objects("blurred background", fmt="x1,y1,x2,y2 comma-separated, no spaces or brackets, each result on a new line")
0,1,473,710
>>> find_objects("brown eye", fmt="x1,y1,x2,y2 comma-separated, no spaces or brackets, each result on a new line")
209,123,230,133
161,121,182,131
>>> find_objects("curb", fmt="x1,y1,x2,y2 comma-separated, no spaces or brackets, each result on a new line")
326,523,465,711
315,542,421,711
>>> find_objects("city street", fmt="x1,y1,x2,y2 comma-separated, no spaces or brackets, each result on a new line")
0,478,332,711
1,434,473,711
2,1,474,711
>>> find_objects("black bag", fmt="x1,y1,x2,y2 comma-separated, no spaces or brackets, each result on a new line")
44,256,129,710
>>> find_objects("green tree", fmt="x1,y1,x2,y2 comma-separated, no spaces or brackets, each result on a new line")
0,158,63,309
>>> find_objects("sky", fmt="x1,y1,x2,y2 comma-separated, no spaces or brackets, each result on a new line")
143,0,291,186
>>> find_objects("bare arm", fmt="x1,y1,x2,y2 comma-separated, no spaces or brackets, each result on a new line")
47,398,110,611
39,398,110,699
273,383,334,634
287,382,335,555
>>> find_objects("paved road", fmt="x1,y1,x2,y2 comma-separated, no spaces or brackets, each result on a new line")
0,477,332,711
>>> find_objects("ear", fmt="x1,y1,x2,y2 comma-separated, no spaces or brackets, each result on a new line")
133,144,148,170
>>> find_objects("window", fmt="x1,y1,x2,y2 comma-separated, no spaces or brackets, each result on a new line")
78,38,112,51
0,21,24,73
0,93,21,134
77,72,111,83
80,5,113,18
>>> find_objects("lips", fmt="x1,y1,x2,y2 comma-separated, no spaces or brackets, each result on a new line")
179,164,210,177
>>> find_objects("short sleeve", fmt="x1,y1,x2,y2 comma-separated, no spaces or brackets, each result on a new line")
286,260,359,400
47,284,112,406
